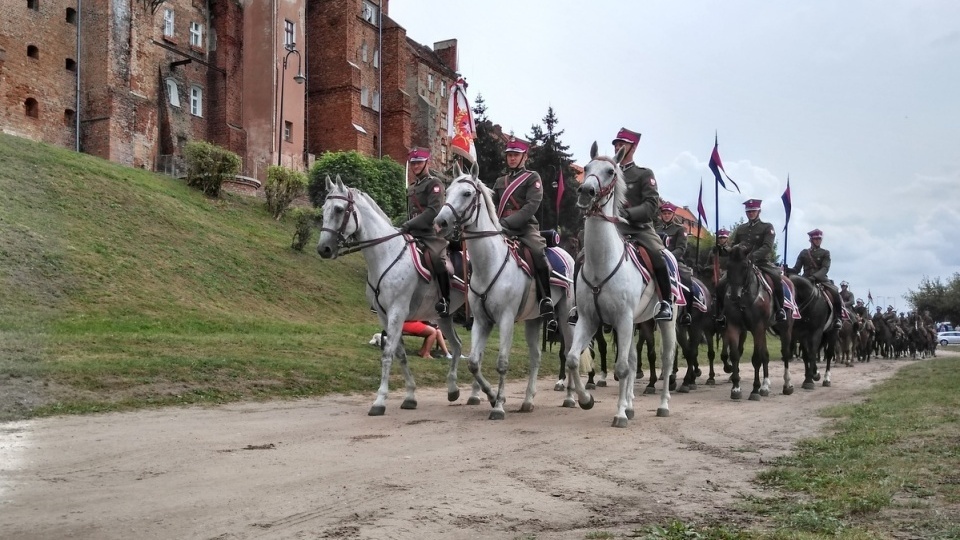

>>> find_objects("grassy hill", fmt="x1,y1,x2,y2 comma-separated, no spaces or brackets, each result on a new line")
0,133,541,420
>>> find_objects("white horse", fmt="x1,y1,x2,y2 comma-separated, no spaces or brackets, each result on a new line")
563,143,678,427
434,161,576,420
316,175,472,416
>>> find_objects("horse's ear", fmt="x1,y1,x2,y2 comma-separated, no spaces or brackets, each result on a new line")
590,141,599,160
470,159,480,180
614,144,627,164
334,174,345,191
452,160,463,178
324,175,334,192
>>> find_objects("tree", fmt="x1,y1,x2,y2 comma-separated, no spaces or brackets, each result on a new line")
307,151,406,220
525,107,580,235
905,273,960,324
471,94,505,187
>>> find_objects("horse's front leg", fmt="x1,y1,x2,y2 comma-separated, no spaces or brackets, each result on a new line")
725,325,743,400
656,318,677,417
438,317,462,402
488,316,516,420
612,317,636,428
751,325,770,399
467,315,496,406
564,317,598,411
520,319,543,413
369,324,404,416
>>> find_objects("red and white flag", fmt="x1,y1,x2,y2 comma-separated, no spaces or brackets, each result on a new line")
447,78,477,163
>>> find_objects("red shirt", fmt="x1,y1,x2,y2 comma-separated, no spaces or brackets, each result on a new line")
402,321,431,336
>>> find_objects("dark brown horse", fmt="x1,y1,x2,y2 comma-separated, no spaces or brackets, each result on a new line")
788,275,837,389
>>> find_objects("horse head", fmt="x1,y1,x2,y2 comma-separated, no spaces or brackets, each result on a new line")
724,244,755,304
577,142,625,215
435,160,495,237
317,175,357,259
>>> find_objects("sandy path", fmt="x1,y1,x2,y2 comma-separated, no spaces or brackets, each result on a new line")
0,354,931,539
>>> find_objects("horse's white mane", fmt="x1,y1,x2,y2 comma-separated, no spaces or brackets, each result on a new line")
351,187,392,223
590,155,627,213
477,181,501,231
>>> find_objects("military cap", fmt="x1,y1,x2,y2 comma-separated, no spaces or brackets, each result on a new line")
505,137,529,153
408,147,430,162
743,199,762,210
612,127,641,146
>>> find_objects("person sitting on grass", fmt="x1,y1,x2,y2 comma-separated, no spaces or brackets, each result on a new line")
402,320,451,359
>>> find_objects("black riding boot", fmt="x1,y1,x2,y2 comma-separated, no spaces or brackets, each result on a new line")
679,275,694,325
652,256,673,321
831,291,843,330
714,279,726,327
434,263,451,317
773,277,787,322
535,262,555,324
569,254,582,325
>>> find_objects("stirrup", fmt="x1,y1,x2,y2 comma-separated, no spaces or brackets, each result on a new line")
679,312,692,326
568,307,578,325
654,301,673,321
834,318,843,330
539,298,554,318
546,319,558,332
775,308,787,322
715,315,726,328
435,298,450,317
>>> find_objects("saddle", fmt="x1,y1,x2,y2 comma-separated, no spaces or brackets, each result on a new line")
510,239,573,291
624,243,685,306
409,238,468,292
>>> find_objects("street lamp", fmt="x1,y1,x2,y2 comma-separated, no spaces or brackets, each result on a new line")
277,46,306,167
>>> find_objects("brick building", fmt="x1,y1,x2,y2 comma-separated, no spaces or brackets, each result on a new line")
0,0,460,182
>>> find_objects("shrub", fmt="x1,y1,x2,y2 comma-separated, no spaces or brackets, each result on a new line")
307,151,406,219
183,140,241,197
290,207,320,252
264,165,308,220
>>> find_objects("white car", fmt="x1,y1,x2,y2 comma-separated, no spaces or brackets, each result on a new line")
937,331,960,346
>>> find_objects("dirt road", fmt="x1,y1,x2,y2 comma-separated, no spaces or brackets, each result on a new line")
0,355,928,539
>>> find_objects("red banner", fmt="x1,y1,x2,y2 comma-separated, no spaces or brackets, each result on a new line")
447,78,477,163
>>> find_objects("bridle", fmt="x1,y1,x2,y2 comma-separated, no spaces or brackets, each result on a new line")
320,189,404,256
582,157,621,224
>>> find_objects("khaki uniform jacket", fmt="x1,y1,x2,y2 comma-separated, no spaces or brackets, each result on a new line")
729,218,777,269
655,218,688,261
791,246,831,282
404,171,448,256
493,168,547,256
616,162,665,252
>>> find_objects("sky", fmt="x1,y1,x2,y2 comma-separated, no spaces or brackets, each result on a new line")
390,0,960,312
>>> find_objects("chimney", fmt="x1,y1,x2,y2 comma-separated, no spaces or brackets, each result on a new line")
433,39,458,72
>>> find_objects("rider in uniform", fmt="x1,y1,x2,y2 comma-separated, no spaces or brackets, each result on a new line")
613,127,673,321
789,229,842,329
715,199,787,325
399,147,451,317
655,201,693,325
839,281,855,310
492,138,555,323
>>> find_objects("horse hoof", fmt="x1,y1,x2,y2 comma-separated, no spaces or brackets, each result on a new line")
554,382,566,391
723,366,733,374
586,382,596,390
562,398,577,408
813,372,821,381
643,386,657,395
706,378,716,386
612,416,628,428
802,382,815,390
625,409,635,420
822,380,832,387
400,399,417,410
730,390,742,400
668,382,677,392
596,380,607,388
466,396,482,406
656,407,670,417
448,390,460,402
677,385,690,394
368,405,386,416
579,395,595,410
489,410,505,420
759,389,770,397
520,402,534,413
783,386,794,396
686,383,698,391
749,392,761,401
694,368,702,377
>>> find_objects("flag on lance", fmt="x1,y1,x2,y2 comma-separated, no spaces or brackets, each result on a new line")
447,78,477,163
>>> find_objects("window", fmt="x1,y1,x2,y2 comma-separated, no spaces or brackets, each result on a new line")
28,0,39,10
361,1,379,25
373,50,379,68
360,86,369,107
361,42,368,63
439,83,446,97
427,74,434,92
284,121,293,142
65,58,76,72
284,20,295,49
189,22,203,48
27,45,39,59
66,7,77,23
25,98,39,118
165,78,180,107
189,85,202,117
64,109,75,126
163,8,174,38
372,90,380,112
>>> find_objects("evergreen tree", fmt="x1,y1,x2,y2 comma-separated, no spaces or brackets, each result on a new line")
471,95,505,187
525,107,580,235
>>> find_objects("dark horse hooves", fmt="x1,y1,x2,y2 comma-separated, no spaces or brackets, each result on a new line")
802,381,815,390
400,399,417,410
586,382,596,390
579,394,595,410
368,405,386,416
466,396,482,405
447,390,460,402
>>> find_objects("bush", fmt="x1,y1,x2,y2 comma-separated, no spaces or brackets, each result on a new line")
290,207,321,252
265,165,308,220
307,151,406,219
183,140,241,197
